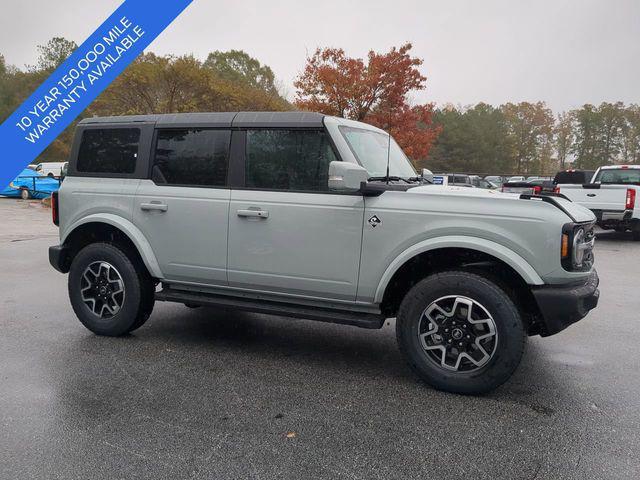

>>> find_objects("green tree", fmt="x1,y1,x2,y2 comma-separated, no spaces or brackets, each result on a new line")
555,111,574,169
0,55,45,123
204,49,278,93
2,40,290,164
572,104,598,168
572,102,626,168
32,37,78,71
596,102,625,164
91,52,290,116
621,104,640,164
427,103,515,174
501,102,555,175
0,54,8,118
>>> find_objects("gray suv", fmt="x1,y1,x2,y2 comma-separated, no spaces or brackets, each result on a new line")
49,112,599,394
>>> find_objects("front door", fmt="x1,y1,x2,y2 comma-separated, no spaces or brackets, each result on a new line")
227,129,364,301
134,128,232,285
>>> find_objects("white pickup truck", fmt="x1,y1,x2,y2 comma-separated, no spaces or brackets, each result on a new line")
557,165,640,240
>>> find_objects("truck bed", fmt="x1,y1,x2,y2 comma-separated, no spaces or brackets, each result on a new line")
557,183,639,226
557,184,629,211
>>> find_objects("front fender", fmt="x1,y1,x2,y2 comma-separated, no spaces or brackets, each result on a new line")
373,235,544,303
62,213,163,279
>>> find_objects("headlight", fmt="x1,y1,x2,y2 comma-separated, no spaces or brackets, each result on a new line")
562,223,595,271
573,228,585,266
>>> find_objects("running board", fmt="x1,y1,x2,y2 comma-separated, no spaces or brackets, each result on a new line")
155,288,385,329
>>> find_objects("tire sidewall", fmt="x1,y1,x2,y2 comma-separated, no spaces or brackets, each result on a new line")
397,271,525,395
68,243,143,336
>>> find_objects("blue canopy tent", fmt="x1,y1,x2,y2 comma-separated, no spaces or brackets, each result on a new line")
1,168,61,199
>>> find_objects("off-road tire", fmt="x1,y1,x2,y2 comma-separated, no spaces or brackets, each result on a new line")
396,271,525,395
68,242,154,336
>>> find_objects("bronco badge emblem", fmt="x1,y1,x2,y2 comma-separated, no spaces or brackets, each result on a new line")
368,215,382,228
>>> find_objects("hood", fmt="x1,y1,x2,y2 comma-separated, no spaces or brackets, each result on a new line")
546,196,596,223
407,185,596,223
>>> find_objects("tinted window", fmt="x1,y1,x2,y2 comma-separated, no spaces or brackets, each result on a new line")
153,129,230,186
554,171,594,184
77,128,140,174
593,168,640,185
245,130,337,191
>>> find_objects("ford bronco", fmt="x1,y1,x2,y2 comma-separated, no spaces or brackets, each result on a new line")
48,111,600,394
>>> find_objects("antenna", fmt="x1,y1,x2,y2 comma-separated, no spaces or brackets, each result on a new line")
385,109,391,185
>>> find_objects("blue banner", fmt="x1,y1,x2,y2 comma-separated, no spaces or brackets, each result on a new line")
0,0,192,189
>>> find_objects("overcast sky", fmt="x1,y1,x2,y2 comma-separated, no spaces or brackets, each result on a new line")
1,0,638,112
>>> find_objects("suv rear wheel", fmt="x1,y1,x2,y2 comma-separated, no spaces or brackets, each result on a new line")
396,271,525,395
68,242,154,336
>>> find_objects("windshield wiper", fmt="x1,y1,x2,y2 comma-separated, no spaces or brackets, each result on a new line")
368,176,412,184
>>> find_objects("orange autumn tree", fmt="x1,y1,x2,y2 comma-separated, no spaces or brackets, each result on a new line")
294,43,440,162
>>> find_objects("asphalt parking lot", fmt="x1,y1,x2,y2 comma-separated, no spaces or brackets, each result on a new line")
1,198,639,479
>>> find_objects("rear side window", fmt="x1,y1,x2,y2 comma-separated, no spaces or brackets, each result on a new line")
593,168,640,185
152,129,230,187
245,129,337,191
77,128,140,174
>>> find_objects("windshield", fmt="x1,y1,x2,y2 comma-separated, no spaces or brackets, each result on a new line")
593,168,640,185
339,126,416,179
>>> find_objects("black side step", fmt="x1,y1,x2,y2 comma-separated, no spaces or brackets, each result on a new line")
155,288,385,329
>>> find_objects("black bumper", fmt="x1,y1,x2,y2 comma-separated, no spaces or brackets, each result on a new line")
532,270,599,337
49,245,70,273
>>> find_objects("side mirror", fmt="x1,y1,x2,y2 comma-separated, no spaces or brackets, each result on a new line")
328,161,369,192
421,168,434,184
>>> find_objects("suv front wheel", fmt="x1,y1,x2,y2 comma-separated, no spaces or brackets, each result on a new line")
396,271,525,395
68,242,154,336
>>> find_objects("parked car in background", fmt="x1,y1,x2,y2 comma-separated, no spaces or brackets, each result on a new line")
49,111,600,395
446,174,474,187
432,174,474,187
553,169,595,185
1,168,61,199
484,175,505,187
35,162,66,177
469,175,498,189
508,175,525,182
557,165,640,240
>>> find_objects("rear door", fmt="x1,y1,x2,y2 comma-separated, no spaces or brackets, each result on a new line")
227,129,365,301
63,124,153,235
133,128,231,285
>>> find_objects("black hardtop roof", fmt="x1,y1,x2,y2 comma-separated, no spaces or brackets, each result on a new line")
78,111,326,128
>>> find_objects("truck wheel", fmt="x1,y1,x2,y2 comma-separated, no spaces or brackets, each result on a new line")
20,189,30,200
68,243,154,336
396,271,525,395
